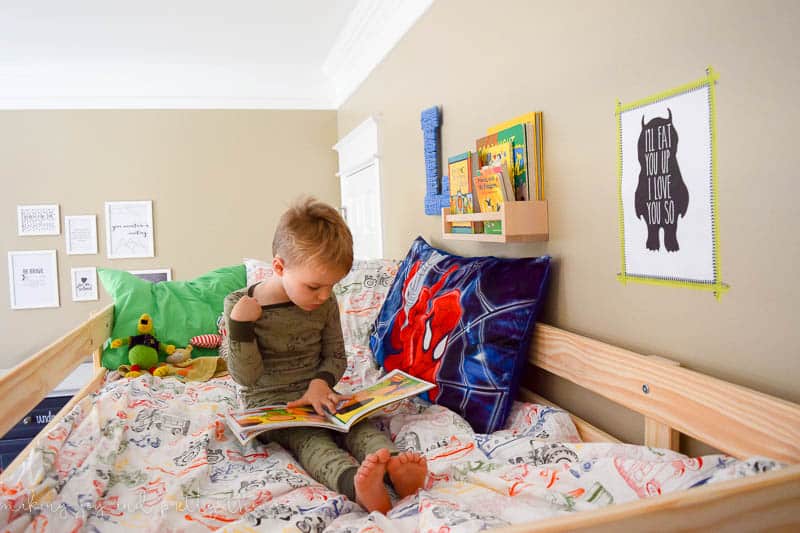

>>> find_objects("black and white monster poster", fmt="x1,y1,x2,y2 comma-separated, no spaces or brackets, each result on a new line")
617,69,727,297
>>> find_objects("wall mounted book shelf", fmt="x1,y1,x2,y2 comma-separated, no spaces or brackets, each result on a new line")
441,200,549,243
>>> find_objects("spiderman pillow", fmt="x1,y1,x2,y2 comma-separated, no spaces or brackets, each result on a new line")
370,237,551,433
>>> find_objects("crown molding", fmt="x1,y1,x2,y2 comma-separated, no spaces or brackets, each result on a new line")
0,1,432,110
0,96,334,110
322,0,434,108
0,62,336,110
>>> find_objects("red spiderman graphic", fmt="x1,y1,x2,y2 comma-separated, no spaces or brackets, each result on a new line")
384,260,462,400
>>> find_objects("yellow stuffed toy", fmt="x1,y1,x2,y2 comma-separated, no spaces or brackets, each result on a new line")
111,313,175,378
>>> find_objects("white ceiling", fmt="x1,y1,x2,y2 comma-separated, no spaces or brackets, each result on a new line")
0,0,433,109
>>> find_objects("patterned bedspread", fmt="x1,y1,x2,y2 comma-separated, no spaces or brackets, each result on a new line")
0,374,781,532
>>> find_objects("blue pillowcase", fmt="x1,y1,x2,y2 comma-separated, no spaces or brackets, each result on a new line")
370,237,551,433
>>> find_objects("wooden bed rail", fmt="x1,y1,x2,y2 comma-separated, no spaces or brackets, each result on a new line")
0,304,113,440
528,323,800,464
495,463,800,532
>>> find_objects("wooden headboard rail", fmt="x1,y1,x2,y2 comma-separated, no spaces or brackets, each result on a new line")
0,303,113,440
528,323,800,464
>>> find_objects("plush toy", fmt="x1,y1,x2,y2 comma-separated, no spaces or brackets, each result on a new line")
111,313,175,377
189,334,222,349
166,345,193,364
189,313,227,351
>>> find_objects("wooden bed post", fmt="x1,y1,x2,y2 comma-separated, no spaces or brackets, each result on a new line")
0,304,113,442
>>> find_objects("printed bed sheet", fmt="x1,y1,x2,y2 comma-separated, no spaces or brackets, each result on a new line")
0,374,781,532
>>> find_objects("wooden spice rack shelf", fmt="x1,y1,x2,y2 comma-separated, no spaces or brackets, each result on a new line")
441,200,549,243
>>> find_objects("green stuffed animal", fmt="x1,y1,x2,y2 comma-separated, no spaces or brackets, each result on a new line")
111,313,175,377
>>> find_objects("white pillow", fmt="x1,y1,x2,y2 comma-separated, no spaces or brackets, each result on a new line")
243,257,274,286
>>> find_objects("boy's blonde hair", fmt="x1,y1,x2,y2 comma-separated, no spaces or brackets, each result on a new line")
273,197,353,273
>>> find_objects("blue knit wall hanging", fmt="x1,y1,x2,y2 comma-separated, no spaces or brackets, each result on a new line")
421,105,449,215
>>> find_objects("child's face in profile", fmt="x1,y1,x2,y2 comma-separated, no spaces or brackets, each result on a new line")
278,259,346,312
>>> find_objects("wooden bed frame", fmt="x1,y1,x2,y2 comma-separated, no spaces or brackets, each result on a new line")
1,304,798,530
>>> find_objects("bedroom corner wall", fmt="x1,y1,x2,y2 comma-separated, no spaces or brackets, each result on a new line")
1,110,339,370
336,0,800,453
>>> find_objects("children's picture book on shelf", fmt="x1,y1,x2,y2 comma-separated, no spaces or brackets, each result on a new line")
226,370,435,445
473,165,509,234
475,138,515,195
479,124,530,201
447,151,483,233
488,111,545,201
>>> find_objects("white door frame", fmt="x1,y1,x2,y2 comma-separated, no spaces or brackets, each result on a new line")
333,116,384,259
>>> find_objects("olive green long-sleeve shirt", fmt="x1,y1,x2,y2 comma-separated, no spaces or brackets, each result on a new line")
223,284,346,408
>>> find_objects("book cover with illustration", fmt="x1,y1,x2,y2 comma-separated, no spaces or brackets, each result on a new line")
473,165,508,234
482,124,530,201
447,151,482,234
488,111,544,200
475,138,515,197
226,369,435,445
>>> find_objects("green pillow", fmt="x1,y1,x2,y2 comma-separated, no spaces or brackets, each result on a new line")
98,265,246,369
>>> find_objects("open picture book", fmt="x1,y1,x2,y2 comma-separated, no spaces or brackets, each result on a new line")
226,369,435,445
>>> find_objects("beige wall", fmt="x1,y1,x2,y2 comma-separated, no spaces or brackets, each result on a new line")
1,110,339,369
338,0,800,452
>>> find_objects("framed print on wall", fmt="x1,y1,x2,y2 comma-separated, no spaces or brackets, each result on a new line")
129,268,172,283
17,204,60,236
105,201,154,259
616,68,728,299
71,267,98,301
7,250,60,309
65,215,98,255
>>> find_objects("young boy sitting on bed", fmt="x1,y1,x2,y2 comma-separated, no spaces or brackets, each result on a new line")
223,196,427,514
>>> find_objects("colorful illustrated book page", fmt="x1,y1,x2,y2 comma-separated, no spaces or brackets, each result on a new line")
226,369,434,444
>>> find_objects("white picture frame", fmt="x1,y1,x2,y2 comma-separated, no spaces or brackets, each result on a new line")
105,200,154,259
129,268,172,283
7,250,60,309
17,204,60,236
65,215,98,255
71,267,98,301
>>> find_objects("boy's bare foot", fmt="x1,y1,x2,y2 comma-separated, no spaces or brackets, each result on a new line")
387,451,428,498
354,448,392,514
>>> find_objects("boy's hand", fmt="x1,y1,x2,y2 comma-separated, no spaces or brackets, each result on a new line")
231,296,262,322
287,379,349,416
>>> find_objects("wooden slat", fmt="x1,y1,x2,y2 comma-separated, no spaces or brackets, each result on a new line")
0,303,113,439
441,232,546,243
0,367,107,481
441,201,549,242
644,417,680,451
643,355,680,451
492,463,800,532
518,388,621,444
529,324,800,463
503,200,548,239
91,344,102,370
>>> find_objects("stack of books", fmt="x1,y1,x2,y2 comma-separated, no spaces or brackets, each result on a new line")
447,112,545,235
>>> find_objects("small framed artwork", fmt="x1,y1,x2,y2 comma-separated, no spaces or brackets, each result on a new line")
129,268,172,283
18,204,60,236
71,267,98,301
105,200,155,259
7,250,60,309
65,215,98,255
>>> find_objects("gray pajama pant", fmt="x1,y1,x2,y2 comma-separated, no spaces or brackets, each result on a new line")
258,421,397,501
